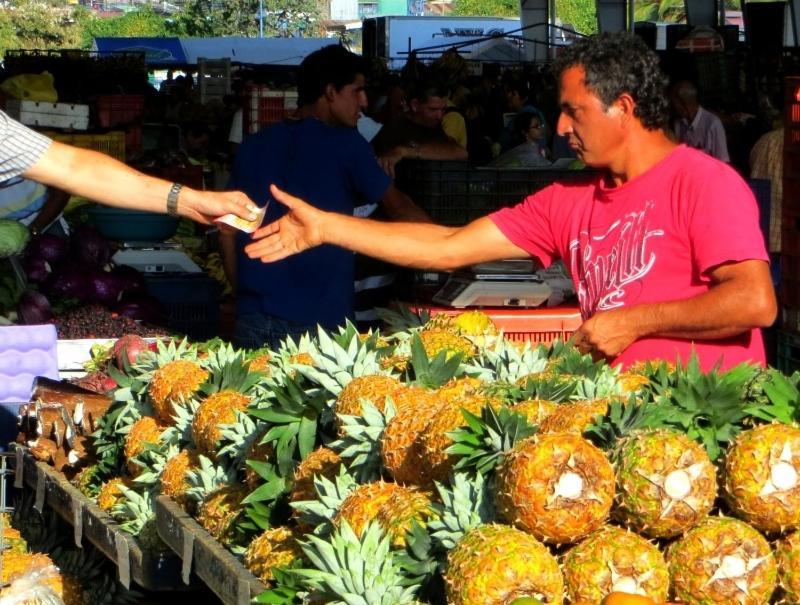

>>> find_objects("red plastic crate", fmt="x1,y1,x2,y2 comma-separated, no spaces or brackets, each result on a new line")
243,87,298,135
97,94,145,128
410,304,583,344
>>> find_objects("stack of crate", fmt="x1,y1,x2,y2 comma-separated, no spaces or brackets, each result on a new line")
243,86,299,135
197,58,231,104
779,76,800,371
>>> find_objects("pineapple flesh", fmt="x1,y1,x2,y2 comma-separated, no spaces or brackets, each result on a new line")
667,516,777,605
495,432,615,544
444,523,564,605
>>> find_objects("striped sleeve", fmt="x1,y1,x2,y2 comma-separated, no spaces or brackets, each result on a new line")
0,110,52,181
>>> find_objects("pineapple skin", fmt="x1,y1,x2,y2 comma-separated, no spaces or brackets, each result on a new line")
243,526,303,583
373,486,436,547
667,516,777,605
511,398,558,426
380,387,443,486
615,429,717,538
496,432,615,544
724,423,800,534
0,551,82,605
191,390,250,455
335,375,401,421
538,399,609,434
148,359,209,424
776,531,800,602
444,523,564,605
123,416,166,475
334,481,405,538
197,484,249,546
419,329,475,360
562,524,669,604
161,448,200,509
97,477,131,512
290,447,342,505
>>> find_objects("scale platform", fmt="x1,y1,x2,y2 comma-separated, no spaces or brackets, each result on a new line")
112,241,202,274
432,260,552,308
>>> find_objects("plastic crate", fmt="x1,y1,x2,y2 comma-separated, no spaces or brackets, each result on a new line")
410,303,582,344
51,131,126,162
244,87,298,134
96,94,144,128
395,161,594,226
144,274,221,341
777,330,800,374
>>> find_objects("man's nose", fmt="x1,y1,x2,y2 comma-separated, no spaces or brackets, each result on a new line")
556,112,571,136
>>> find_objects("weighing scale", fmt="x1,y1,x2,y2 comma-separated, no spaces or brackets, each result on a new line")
432,259,553,308
111,241,202,274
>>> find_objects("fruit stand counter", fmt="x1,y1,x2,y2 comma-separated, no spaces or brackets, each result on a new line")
12,445,187,591
155,495,267,605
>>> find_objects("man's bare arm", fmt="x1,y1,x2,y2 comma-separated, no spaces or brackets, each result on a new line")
574,259,777,358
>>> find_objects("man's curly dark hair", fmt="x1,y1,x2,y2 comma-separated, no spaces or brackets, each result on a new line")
552,32,669,130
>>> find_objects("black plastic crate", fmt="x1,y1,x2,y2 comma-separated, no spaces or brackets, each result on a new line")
777,329,800,374
144,274,221,341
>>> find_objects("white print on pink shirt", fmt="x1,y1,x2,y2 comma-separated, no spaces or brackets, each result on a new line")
569,201,665,317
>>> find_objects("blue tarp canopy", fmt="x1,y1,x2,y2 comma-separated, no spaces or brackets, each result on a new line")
92,37,187,66
92,37,338,67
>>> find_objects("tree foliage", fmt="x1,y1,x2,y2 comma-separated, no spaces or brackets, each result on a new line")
450,0,517,18
555,0,597,34
172,0,321,38
80,7,174,48
0,0,87,53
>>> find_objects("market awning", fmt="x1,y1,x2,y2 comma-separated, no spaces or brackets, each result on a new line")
92,37,188,66
180,37,337,66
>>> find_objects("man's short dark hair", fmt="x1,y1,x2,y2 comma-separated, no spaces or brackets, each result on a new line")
297,44,368,106
552,32,669,130
407,77,449,104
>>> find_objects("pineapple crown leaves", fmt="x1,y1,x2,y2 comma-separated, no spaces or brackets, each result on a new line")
112,485,156,535
644,355,757,461
464,338,549,383
446,405,537,476
407,333,464,389
130,442,179,487
293,325,385,398
133,337,200,379
546,343,607,378
517,375,577,402
375,304,430,336
330,400,396,484
201,344,265,397
290,470,358,536
584,394,653,451
572,365,624,400
742,368,800,424
161,399,200,448
253,562,306,604
428,472,496,552
294,520,422,605
217,411,266,466
185,455,238,503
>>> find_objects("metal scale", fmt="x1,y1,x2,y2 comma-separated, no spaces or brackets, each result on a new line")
433,259,553,308
111,241,202,274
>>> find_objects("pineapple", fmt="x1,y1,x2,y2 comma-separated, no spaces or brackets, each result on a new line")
148,359,208,424
419,328,475,360
247,350,271,374
290,447,343,505
160,448,200,509
196,484,249,546
444,523,564,605
334,481,406,538
667,516,777,605
0,551,82,605
243,526,303,583
723,422,800,534
776,531,800,603
452,309,497,337
123,416,166,475
191,390,250,455
495,432,615,544
96,477,132,512
335,374,402,420
562,525,669,603
538,398,610,434
373,486,436,547
511,398,558,426
71,463,103,499
0,524,26,554
614,429,717,538
380,387,444,486
244,433,275,491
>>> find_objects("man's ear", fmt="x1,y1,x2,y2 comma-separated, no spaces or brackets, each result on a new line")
612,92,636,126
324,83,337,101
409,98,419,113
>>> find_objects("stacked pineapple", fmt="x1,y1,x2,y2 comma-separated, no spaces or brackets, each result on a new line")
64,309,800,604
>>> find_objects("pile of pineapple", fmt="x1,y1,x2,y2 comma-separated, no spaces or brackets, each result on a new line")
67,308,800,604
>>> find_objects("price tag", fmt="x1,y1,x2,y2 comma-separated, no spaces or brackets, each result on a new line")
71,495,83,547
181,528,195,585
115,532,131,588
13,448,23,489
34,468,45,513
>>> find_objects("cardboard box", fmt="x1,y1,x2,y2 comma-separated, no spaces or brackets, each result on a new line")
6,99,90,130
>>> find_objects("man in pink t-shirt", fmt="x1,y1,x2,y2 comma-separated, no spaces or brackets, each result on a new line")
244,33,777,372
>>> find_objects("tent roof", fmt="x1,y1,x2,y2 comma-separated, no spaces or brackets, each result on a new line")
92,37,338,67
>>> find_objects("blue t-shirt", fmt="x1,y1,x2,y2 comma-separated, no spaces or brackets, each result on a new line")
229,118,391,330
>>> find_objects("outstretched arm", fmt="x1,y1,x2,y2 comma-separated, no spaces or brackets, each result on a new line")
245,184,528,271
24,141,260,225
573,259,777,358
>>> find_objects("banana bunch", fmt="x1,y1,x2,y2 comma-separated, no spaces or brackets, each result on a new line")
200,252,232,297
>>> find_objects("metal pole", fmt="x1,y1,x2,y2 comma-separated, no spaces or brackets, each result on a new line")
259,0,264,38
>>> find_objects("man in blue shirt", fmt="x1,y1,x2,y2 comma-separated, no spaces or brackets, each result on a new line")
224,45,427,349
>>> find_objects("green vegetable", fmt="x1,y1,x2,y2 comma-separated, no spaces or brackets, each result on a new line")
0,220,29,258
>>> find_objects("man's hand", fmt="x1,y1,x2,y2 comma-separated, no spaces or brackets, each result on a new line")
378,146,413,179
245,185,325,262
571,308,641,360
183,189,261,226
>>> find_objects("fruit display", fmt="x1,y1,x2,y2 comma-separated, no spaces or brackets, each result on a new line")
13,308,800,604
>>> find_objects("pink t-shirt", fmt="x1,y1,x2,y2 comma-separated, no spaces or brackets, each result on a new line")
490,145,769,371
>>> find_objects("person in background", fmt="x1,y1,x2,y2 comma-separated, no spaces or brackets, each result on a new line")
245,32,776,372
0,177,70,237
488,112,551,168
371,78,468,178
670,79,730,162
222,45,428,350
498,75,548,154
1,110,257,226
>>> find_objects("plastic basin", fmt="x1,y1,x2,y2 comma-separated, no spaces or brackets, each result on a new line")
86,206,179,242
